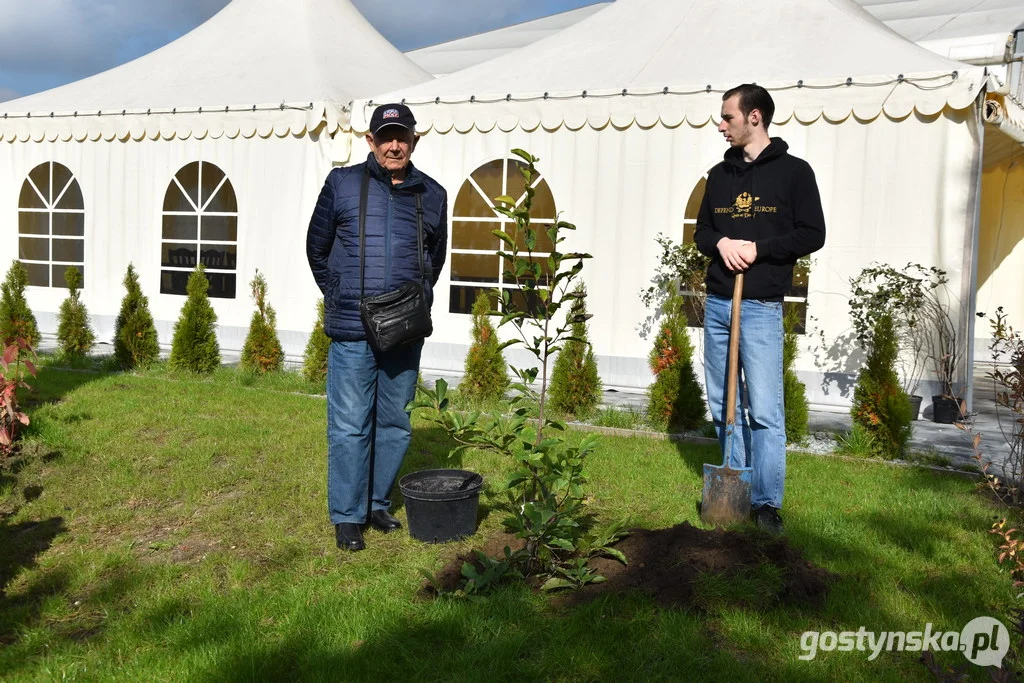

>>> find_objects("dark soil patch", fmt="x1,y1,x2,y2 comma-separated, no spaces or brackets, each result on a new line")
421,531,525,596
401,471,483,495
423,522,836,610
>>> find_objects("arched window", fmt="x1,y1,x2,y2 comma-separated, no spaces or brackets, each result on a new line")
682,175,809,332
18,162,85,288
680,175,709,326
449,158,556,314
160,161,238,298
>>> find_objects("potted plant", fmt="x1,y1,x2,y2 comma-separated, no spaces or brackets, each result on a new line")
920,286,967,424
848,263,947,420
900,313,929,420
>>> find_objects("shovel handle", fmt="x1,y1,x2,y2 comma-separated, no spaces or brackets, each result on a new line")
726,273,743,428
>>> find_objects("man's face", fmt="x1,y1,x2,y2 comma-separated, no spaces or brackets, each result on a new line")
366,126,417,174
718,94,755,148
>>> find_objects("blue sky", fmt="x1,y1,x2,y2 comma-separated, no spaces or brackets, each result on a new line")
0,1,606,103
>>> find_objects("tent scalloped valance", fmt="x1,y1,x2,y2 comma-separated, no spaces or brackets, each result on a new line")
350,69,986,135
0,102,348,143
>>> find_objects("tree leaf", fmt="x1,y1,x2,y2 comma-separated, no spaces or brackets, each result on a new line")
510,148,537,164
492,230,515,247
540,577,576,591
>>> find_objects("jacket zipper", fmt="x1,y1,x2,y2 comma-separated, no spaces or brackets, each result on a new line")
385,185,393,291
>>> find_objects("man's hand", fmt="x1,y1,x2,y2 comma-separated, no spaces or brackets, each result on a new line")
738,241,757,266
717,237,757,272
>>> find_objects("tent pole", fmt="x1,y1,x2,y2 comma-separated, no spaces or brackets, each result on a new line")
964,90,987,415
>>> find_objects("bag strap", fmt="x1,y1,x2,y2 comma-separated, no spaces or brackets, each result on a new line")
359,167,369,301
415,192,426,285
359,167,427,298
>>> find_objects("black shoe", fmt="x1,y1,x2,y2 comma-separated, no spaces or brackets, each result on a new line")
368,509,402,533
335,523,365,551
753,505,784,536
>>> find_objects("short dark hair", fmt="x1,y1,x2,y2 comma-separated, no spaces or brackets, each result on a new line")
723,84,775,129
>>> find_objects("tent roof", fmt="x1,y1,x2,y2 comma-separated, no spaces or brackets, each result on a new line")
861,0,1020,42
405,1,1020,77
863,0,1022,63
0,0,431,142
356,0,986,134
406,4,612,77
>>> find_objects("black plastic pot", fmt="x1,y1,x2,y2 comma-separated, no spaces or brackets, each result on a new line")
398,469,483,543
931,395,961,424
908,395,923,421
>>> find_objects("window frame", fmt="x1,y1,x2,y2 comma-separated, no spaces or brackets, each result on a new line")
449,158,556,316
159,161,239,299
18,161,86,289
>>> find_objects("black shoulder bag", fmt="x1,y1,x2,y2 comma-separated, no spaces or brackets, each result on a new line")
358,170,433,353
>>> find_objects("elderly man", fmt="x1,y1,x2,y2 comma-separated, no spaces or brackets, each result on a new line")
306,104,448,551
694,84,826,535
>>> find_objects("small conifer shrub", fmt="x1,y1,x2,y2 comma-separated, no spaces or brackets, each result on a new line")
549,283,602,419
240,270,284,374
169,265,220,374
114,263,160,370
0,261,39,346
459,290,509,404
302,299,330,384
783,306,809,445
851,314,913,458
646,295,705,432
56,266,95,359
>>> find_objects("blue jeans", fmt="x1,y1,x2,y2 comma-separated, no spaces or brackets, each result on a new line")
326,340,422,525
703,294,786,510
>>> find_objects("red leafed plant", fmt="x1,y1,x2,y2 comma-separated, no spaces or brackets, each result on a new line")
1,336,37,457
991,518,1024,588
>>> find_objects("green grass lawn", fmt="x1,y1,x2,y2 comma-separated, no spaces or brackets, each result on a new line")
0,362,1016,681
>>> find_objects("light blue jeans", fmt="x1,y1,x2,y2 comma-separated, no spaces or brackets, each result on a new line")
326,340,422,525
703,294,787,510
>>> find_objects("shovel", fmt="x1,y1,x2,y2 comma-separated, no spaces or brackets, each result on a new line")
700,272,753,526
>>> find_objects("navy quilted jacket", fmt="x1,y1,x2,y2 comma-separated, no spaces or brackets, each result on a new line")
306,153,448,342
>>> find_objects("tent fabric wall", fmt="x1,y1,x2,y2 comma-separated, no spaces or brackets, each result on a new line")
0,129,332,354
392,105,981,405
977,151,1024,339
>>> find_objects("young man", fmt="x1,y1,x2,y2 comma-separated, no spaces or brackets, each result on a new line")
693,84,826,534
306,104,448,551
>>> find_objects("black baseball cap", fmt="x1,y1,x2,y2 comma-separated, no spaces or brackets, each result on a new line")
369,103,416,135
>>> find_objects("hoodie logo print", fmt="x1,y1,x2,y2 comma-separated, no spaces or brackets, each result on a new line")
734,192,758,216
731,192,759,219
712,192,778,219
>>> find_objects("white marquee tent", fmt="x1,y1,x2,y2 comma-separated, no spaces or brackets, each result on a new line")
405,1,1023,77
353,0,1018,409
2,0,1021,413
0,0,432,351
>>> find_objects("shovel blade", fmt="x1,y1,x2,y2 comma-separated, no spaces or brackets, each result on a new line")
700,463,753,527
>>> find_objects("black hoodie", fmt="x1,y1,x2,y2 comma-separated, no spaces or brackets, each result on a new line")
693,138,825,301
